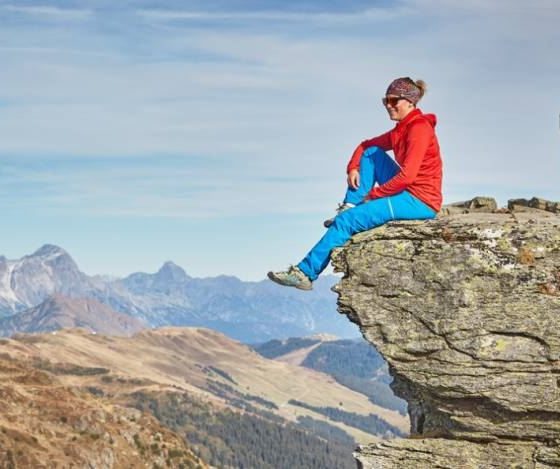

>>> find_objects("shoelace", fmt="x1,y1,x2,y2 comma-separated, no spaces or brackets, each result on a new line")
287,265,300,275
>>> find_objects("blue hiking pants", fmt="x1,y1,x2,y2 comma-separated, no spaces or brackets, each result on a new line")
297,146,436,281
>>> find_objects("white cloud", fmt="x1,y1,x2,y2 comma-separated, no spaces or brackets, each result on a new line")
136,7,413,24
1,158,337,218
1,4,92,20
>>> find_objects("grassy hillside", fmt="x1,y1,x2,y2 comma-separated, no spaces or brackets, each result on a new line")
0,354,205,468
0,327,408,468
255,337,409,415
255,337,322,359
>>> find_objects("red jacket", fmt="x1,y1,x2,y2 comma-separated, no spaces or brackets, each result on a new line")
346,109,443,212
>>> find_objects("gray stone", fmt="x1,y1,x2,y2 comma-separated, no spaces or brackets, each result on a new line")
332,207,560,468
439,196,498,216
508,197,560,214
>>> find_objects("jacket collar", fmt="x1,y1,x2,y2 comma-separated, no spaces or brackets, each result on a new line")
395,108,423,129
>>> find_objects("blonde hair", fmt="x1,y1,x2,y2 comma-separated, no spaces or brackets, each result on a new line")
414,79,427,100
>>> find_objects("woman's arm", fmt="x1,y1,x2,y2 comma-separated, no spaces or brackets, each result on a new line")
366,121,432,200
346,131,393,174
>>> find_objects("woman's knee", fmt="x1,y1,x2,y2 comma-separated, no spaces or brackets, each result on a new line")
332,208,371,234
362,146,384,159
331,210,355,232
335,200,392,232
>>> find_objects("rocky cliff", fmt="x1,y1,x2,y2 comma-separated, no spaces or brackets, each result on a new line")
331,197,560,468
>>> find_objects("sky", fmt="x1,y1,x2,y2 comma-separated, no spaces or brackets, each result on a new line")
0,0,559,280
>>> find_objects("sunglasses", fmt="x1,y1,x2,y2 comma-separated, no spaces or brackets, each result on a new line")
382,96,408,107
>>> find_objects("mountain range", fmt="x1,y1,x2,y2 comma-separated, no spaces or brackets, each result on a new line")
0,244,357,342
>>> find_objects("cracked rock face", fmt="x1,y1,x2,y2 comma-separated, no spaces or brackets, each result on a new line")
332,203,560,468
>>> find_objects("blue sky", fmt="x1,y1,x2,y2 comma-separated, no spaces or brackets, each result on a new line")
1,0,559,280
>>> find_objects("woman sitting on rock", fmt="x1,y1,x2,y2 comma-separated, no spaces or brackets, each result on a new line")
268,77,443,290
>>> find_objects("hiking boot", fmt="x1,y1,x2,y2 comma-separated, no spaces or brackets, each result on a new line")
323,202,355,228
267,266,313,290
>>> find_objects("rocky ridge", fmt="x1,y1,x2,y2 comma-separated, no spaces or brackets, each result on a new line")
331,197,560,468
0,294,146,337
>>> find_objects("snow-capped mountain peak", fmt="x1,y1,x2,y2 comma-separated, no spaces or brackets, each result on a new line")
0,245,88,314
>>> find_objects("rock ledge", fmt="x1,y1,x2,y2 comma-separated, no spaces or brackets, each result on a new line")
332,198,560,468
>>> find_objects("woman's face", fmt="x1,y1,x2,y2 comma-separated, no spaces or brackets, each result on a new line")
383,95,415,121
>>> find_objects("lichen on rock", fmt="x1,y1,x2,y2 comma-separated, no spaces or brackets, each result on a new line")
331,197,560,468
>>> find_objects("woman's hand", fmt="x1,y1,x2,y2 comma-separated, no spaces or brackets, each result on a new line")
347,169,360,189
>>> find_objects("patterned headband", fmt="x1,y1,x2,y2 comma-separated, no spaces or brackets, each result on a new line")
386,77,422,105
